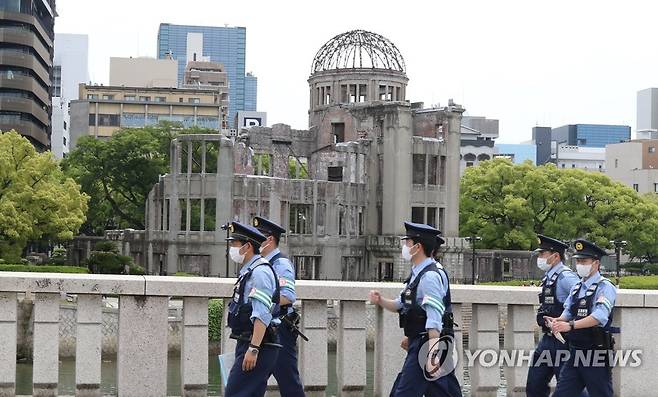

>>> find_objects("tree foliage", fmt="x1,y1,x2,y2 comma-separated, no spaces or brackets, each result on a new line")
62,123,217,235
0,131,88,260
460,159,658,262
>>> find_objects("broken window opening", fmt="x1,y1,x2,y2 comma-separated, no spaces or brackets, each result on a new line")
427,207,437,228
411,207,424,224
328,166,343,182
288,156,309,179
332,122,345,143
428,155,438,185
252,153,272,176
358,84,367,102
413,154,426,184
289,204,313,234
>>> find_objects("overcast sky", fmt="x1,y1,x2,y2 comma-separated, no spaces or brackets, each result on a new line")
55,0,658,143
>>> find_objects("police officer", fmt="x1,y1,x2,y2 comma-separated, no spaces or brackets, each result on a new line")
252,216,306,397
368,222,462,397
224,221,281,397
546,239,617,397
526,235,581,397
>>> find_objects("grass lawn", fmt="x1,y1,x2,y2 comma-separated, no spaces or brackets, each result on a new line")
484,275,658,290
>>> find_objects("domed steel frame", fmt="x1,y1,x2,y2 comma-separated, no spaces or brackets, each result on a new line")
311,30,406,74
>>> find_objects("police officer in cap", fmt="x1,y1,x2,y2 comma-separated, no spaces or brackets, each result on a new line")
546,239,617,397
368,222,462,397
526,235,581,397
224,221,281,397
252,216,306,397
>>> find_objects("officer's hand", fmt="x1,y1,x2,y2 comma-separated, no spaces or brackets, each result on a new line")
368,290,381,305
400,337,409,351
551,320,571,333
543,316,555,327
242,350,258,371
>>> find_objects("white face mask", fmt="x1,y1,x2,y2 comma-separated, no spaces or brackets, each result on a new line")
229,245,246,264
576,264,592,278
536,257,551,272
401,244,415,261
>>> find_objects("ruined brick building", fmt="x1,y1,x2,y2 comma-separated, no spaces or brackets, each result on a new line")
95,30,475,281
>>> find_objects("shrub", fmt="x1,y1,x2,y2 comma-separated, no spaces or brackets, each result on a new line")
94,241,119,254
643,264,658,276
208,299,224,342
621,262,645,275
0,264,89,273
49,246,68,265
85,251,134,274
128,265,145,275
175,272,198,277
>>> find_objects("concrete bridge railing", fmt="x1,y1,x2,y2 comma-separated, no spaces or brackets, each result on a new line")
0,273,657,396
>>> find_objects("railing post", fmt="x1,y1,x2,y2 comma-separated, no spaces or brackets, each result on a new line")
181,297,209,397
75,295,102,397
33,292,60,397
117,295,169,396
0,292,17,397
220,298,236,354
337,300,366,396
469,303,499,397
299,299,328,397
373,305,405,397
451,302,464,387
504,304,535,397
615,304,658,397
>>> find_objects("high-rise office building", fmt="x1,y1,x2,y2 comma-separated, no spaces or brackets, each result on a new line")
637,88,658,140
533,126,552,165
0,0,57,150
51,33,88,158
551,124,630,148
157,24,257,127
244,72,256,111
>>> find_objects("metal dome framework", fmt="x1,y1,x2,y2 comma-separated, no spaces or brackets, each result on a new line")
311,30,406,74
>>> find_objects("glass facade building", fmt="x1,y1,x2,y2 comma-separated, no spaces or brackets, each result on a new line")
495,144,537,164
0,0,57,150
552,124,630,148
244,72,257,111
157,24,255,127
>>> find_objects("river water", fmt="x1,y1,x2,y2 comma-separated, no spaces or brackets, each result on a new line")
16,350,507,396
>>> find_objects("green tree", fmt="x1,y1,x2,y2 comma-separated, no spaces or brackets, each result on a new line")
0,131,88,261
62,123,216,234
460,158,658,256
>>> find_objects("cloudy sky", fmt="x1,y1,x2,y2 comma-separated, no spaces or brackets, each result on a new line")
55,0,658,142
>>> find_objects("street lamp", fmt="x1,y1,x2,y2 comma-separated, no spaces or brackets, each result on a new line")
465,236,482,285
221,222,231,277
609,240,628,279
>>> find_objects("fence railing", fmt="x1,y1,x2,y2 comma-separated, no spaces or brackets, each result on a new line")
0,273,656,396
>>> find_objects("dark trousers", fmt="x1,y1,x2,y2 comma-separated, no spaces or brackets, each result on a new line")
390,336,462,397
553,347,612,397
271,324,305,396
526,333,587,397
225,340,280,397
